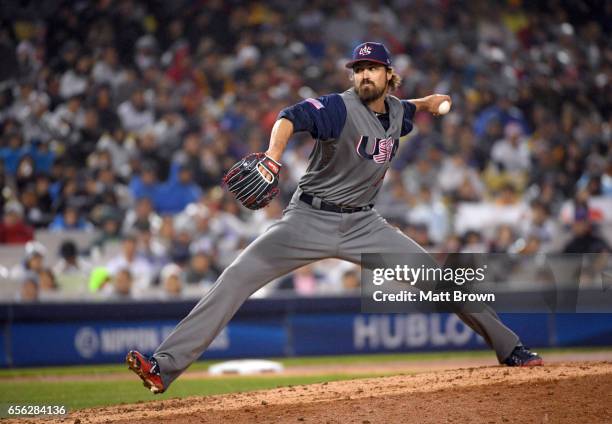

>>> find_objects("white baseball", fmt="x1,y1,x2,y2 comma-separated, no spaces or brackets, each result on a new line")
437,100,451,115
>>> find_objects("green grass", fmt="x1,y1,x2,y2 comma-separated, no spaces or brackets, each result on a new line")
0,373,385,414
0,351,480,378
277,346,611,366
0,346,608,378
0,347,609,415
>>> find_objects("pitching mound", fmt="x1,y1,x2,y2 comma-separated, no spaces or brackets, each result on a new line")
14,361,612,424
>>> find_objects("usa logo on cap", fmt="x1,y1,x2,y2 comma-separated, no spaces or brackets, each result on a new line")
359,44,372,56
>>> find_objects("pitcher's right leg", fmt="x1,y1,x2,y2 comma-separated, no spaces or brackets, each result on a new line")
148,203,340,389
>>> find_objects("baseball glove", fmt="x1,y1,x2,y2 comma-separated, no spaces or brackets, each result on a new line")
222,153,282,210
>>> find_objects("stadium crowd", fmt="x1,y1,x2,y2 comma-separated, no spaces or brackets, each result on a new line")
0,0,610,301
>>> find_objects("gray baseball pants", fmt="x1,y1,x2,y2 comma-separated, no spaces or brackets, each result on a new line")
153,191,519,387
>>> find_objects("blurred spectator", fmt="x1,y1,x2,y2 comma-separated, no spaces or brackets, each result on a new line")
37,268,60,300
135,131,169,181
491,122,531,174
495,183,521,206
89,206,123,253
248,198,283,235
135,221,166,274
400,152,441,195
123,197,162,233
394,113,443,170
563,220,610,254
489,225,517,253
19,184,51,228
50,205,93,231
155,215,175,253
47,93,84,142
10,240,46,280
154,166,202,214
18,272,39,302
117,87,154,133
281,265,320,296
169,219,194,267
520,201,556,244
104,268,133,300
188,209,216,255
516,235,542,255
53,239,92,293
32,140,55,174
15,155,36,193
96,128,131,177
129,163,160,201
183,251,218,287
461,231,487,253
106,233,154,292
170,132,202,181
442,234,463,253
0,132,25,175
407,186,449,244
0,202,34,244
34,174,53,216
377,176,412,222
474,97,528,139
159,263,183,300
92,47,122,87
403,223,433,248
59,55,90,99
439,152,485,202
67,107,101,164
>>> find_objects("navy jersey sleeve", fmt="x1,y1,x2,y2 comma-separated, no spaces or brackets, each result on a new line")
277,94,346,140
400,100,417,137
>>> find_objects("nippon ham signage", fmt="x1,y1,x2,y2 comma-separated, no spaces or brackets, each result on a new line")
8,320,286,366
73,325,191,359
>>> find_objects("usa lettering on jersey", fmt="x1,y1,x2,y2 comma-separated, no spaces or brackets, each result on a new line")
356,136,399,164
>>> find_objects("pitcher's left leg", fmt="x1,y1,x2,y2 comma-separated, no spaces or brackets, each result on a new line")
338,210,521,363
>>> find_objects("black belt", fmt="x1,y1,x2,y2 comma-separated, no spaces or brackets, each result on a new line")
299,192,373,213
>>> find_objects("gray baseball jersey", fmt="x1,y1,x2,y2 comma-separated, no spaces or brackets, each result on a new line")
298,88,403,206
151,90,520,389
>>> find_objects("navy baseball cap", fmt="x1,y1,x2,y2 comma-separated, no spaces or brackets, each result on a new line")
345,42,392,68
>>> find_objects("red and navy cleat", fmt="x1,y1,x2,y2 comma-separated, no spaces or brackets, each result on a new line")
126,350,165,394
503,345,544,367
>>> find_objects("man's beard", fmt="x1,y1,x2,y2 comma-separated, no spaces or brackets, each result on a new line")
356,79,387,103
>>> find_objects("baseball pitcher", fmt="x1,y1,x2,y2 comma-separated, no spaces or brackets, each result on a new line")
127,42,542,394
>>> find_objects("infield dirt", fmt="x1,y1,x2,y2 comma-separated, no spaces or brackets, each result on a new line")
8,360,612,424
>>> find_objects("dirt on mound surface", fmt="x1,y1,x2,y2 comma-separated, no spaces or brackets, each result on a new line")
12,361,612,424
